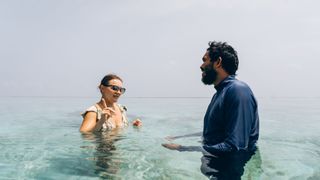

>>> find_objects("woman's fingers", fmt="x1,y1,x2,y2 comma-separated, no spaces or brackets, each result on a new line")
101,98,107,109
101,110,111,117
101,98,115,113
101,107,115,118
104,107,116,113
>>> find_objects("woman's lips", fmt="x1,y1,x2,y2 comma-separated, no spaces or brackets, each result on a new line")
113,94,120,98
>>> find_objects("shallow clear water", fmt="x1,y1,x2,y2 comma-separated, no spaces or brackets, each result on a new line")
0,97,319,179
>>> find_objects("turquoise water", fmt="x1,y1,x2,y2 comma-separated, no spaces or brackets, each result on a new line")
0,97,319,179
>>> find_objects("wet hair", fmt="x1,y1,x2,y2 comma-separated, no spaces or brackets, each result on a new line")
207,41,239,75
100,74,123,86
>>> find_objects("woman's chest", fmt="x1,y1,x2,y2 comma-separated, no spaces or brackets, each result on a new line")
109,110,123,126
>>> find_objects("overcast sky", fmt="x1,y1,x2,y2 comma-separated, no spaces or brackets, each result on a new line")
0,0,319,98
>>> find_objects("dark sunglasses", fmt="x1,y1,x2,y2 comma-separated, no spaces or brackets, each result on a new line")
103,84,126,94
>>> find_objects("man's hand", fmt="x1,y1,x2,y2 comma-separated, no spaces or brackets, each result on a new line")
162,143,181,150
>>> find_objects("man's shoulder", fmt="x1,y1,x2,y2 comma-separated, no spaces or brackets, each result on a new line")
227,78,251,91
224,79,254,100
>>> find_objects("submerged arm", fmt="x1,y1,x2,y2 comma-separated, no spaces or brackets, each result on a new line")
162,142,232,157
166,132,202,141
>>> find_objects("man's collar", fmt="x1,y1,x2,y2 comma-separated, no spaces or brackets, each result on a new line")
214,75,235,91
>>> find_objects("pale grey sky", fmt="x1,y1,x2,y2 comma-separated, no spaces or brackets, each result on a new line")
0,0,319,98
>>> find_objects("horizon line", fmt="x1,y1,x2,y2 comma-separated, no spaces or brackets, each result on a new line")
0,95,211,98
1,96,320,99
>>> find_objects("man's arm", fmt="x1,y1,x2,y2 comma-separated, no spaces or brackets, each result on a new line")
161,144,218,158
165,132,202,141
203,84,257,154
161,143,232,153
202,142,233,154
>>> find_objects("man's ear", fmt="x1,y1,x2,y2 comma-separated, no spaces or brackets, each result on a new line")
214,57,223,68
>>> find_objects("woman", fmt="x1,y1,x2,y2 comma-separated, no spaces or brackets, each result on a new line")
80,74,141,132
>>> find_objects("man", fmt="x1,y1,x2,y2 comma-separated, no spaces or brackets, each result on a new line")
163,41,259,179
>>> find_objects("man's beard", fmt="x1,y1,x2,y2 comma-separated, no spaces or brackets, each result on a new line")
201,68,218,85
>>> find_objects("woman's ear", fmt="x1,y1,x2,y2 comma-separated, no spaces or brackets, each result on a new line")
99,85,103,93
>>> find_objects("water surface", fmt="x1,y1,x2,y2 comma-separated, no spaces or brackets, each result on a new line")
0,97,319,179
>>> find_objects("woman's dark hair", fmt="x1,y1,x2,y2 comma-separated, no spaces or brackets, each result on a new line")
207,41,239,75
100,74,123,86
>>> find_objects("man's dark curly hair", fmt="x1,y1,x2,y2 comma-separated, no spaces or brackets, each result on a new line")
207,41,239,75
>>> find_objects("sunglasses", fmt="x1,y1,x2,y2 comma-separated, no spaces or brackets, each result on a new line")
103,84,126,94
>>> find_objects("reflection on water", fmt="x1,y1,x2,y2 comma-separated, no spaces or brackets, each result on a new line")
242,150,263,179
81,129,125,179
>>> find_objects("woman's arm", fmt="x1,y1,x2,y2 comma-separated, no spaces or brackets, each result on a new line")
80,112,97,132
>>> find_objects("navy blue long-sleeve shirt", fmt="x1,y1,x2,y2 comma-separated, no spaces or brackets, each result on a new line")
201,75,259,155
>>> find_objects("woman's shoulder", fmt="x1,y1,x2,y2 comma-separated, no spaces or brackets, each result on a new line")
87,105,99,111
81,105,99,117
117,104,127,112
117,104,129,126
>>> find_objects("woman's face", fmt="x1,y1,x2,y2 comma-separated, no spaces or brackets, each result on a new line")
100,79,124,103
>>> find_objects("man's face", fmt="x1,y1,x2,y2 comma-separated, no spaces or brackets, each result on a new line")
200,51,218,85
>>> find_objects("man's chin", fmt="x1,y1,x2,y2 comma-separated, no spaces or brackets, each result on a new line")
201,77,214,85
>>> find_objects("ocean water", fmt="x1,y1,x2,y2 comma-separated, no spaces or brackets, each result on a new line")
0,97,319,179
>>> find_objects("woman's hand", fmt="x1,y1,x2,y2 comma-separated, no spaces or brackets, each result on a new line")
132,118,142,127
101,98,115,118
